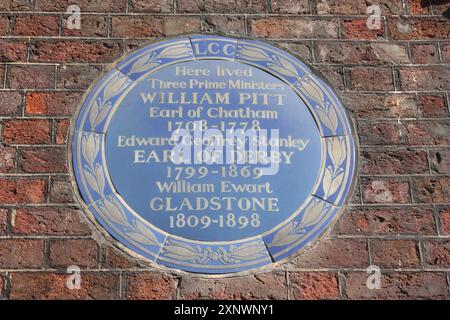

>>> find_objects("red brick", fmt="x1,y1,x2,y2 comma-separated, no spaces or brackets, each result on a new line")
26,92,81,116
411,44,439,64
349,67,393,91
49,177,74,203
0,178,46,203
0,274,3,297
57,64,102,89
8,65,54,89
10,272,120,299
0,39,27,62
362,178,411,204
19,147,67,173
0,0,30,11
419,95,447,117
0,91,22,116
389,18,450,40
203,16,245,34
440,208,450,235
0,208,8,235
361,149,428,175
0,15,9,35
372,240,420,268
432,1,450,15
317,0,403,14
404,121,450,145
12,207,90,236
126,272,177,300
30,40,121,63
250,18,338,38
179,273,287,299
0,146,16,173
336,207,436,235
430,149,450,174
178,0,266,13
399,67,450,91
358,122,402,145
55,119,70,145
34,0,126,12
408,0,431,15
423,240,450,267
294,239,368,268
112,16,201,38
345,272,448,299
342,94,418,119
442,44,450,63
341,19,385,40
272,0,309,13
0,239,44,268
289,272,339,300
63,15,108,37
2,119,51,144
49,239,98,269
101,246,143,269
411,177,450,204
129,0,173,12
12,15,59,36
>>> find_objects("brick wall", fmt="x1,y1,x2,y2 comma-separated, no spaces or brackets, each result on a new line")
0,0,449,300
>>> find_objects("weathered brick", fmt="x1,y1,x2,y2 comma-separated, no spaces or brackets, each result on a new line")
12,15,59,36
372,240,420,268
0,146,16,173
342,94,418,119
271,0,309,13
362,178,411,204
349,67,393,91
63,15,108,37
289,272,339,300
202,16,245,34
30,40,121,63
419,95,447,117
26,92,81,116
112,16,201,38
389,18,450,40
442,44,450,63
430,149,450,174
57,64,102,89
49,239,98,269
178,0,266,13
294,239,368,268
335,207,436,235
2,119,51,144
411,177,450,204
49,177,74,203
250,18,338,38
345,272,448,299
34,0,126,12
399,67,450,91
404,121,450,145
0,91,22,116
10,272,120,299
0,0,30,11
126,273,177,300
129,0,173,12
0,15,9,35
55,119,70,145
12,207,90,236
101,246,143,269
276,42,311,60
19,147,67,173
0,178,46,204
423,240,450,267
0,274,3,297
408,0,431,15
179,273,287,299
341,19,385,40
358,122,402,145
0,39,27,62
411,44,439,64
317,0,403,15
361,149,428,174
8,65,54,89
0,239,44,268
0,208,8,235
440,208,450,235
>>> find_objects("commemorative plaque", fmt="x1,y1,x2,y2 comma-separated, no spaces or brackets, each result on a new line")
71,35,357,274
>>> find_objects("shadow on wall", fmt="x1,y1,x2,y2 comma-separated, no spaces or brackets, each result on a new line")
422,0,450,18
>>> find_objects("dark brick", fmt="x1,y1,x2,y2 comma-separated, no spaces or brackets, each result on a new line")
411,177,450,204
19,147,67,173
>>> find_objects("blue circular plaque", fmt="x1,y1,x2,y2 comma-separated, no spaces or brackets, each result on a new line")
71,35,357,274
